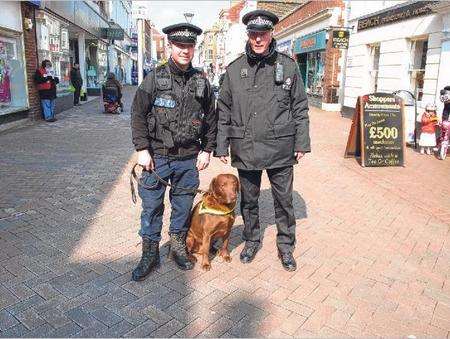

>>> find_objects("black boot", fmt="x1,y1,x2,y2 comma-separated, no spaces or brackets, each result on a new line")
239,241,259,264
132,238,160,281
169,233,194,270
278,251,297,272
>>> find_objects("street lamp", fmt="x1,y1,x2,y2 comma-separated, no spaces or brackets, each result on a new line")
184,12,194,23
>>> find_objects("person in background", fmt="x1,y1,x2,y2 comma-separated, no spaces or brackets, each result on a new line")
34,59,59,122
441,86,450,121
103,73,123,111
70,63,83,106
419,103,438,155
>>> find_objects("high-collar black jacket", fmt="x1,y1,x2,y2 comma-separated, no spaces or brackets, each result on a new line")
215,40,311,170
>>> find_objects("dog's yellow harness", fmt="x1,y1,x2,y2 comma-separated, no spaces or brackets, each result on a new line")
198,200,236,216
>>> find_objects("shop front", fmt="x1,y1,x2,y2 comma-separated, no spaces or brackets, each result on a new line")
85,39,107,95
43,1,110,98
343,1,447,120
36,11,71,92
294,30,327,108
0,2,29,122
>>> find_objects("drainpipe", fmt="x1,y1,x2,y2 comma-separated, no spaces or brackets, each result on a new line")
338,0,351,116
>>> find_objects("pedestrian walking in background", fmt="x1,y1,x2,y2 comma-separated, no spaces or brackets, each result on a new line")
70,63,83,106
34,59,59,122
215,10,311,272
130,22,217,281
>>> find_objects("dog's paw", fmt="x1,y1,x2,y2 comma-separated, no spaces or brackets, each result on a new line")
188,254,198,262
201,263,211,271
219,250,232,263
223,255,232,263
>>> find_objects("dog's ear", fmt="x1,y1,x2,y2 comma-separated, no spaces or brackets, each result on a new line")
209,177,218,197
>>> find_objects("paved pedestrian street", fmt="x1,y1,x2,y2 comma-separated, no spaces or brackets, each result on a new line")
0,86,449,338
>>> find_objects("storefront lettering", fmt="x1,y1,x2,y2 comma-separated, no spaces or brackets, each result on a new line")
294,30,327,54
301,38,315,49
357,1,439,31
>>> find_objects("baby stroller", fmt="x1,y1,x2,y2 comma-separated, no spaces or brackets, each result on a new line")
102,85,121,114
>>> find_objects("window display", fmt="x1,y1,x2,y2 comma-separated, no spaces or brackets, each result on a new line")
36,11,71,94
86,40,107,89
0,33,28,115
306,51,325,96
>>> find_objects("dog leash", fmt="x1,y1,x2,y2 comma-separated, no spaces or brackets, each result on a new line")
130,163,207,204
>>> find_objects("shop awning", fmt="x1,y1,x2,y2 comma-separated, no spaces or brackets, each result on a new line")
293,30,327,54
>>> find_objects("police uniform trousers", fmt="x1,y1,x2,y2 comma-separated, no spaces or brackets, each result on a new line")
138,155,199,242
238,166,296,253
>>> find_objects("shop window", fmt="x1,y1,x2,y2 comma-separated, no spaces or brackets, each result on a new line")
306,51,325,97
86,40,107,89
409,39,428,102
368,44,380,92
0,32,28,115
36,11,71,94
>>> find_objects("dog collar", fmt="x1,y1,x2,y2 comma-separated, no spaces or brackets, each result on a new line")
198,200,236,216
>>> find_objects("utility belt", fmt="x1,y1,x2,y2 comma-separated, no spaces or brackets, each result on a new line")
153,147,199,159
150,137,200,160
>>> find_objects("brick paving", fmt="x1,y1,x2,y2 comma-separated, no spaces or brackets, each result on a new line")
0,86,449,337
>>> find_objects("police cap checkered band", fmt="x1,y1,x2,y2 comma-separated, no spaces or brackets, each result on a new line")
247,16,273,28
162,23,202,43
242,10,279,31
170,29,197,40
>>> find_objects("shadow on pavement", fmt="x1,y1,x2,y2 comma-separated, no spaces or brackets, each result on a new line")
227,188,308,254
0,87,308,337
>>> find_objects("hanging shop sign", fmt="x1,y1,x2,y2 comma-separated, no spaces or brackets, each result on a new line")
332,29,349,49
294,30,327,54
357,1,440,31
344,93,405,167
101,27,125,41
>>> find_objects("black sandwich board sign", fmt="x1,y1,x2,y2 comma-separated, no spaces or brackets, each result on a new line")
345,93,405,167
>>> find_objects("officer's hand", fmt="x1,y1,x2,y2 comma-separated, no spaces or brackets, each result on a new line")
197,151,211,171
295,152,305,162
137,150,154,171
219,156,229,164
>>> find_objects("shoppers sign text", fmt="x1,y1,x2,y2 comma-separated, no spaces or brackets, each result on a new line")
345,93,405,167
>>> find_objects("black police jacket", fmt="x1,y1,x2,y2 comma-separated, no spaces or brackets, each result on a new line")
216,40,311,170
131,58,217,158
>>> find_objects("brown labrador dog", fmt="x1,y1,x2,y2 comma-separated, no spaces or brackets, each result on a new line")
186,174,239,271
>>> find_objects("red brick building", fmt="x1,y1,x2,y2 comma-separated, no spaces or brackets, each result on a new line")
274,0,346,111
21,2,41,122
151,28,166,62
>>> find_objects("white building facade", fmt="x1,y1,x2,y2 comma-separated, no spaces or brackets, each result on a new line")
343,1,450,118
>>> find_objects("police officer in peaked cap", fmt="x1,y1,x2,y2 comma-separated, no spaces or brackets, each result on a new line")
131,22,217,281
215,10,311,271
